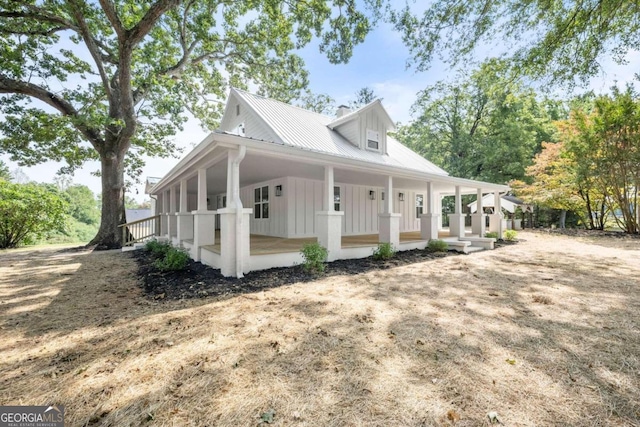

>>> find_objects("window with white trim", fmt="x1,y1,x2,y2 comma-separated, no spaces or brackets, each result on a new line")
366,129,380,151
416,194,424,218
254,186,269,219
334,186,341,211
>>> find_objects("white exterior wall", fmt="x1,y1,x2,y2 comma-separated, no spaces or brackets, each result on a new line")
359,109,387,154
221,97,281,142
234,175,426,238
334,120,360,148
239,178,288,238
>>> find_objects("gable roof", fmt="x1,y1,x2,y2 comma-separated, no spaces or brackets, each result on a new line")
229,88,448,176
327,99,395,131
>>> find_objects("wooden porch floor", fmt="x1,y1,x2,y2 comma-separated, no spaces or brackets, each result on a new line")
202,230,445,256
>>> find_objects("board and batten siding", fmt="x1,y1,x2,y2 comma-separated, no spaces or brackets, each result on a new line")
358,109,387,154
221,97,281,142
239,178,288,237
220,175,426,238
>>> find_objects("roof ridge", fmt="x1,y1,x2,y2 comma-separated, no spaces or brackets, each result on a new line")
231,87,334,120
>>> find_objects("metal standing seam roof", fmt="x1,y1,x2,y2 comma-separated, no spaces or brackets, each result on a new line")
232,89,449,176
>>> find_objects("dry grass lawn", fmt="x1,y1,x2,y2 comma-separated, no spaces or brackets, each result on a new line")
1,231,639,426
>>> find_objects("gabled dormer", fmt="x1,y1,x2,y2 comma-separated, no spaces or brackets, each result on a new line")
327,100,395,155
218,88,282,143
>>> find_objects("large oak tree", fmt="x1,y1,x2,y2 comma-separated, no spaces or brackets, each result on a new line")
0,0,377,248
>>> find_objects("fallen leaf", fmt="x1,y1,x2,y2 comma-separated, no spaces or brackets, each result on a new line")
447,409,460,422
506,358,516,365
260,408,275,424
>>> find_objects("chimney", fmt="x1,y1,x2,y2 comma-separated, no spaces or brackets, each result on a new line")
336,105,352,118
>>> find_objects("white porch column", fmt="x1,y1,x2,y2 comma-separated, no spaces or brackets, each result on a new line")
168,186,178,241
448,185,466,238
316,165,343,261
437,195,443,229
471,188,487,236
378,176,401,248
489,191,504,238
192,168,215,262
218,147,251,277
420,181,440,241
176,179,194,244
159,190,169,237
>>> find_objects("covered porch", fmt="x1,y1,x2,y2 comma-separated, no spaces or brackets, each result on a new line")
149,133,508,277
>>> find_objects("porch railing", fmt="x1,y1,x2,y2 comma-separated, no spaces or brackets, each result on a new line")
118,214,161,247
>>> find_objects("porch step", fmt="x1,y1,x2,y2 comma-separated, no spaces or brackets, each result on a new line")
121,242,145,252
465,246,485,253
442,238,471,253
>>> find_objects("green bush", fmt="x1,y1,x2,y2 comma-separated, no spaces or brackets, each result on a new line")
145,239,172,256
153,246,190,271
484,231,498,239
504,229,518,241
300,242,328,273
427,239,448,252
372,242,396,260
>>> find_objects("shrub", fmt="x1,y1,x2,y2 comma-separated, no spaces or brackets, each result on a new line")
300,242,328,273
153,246,190,271
372,242,396,260
427,239,448,252
504,229,518,241
484,231,498,239
145,239,172,256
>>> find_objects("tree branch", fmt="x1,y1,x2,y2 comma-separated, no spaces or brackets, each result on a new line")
97,0,125,40
0,74,104,148
126,0,182,46
67,0,113,102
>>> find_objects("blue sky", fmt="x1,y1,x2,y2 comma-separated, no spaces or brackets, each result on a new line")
2,14,639,201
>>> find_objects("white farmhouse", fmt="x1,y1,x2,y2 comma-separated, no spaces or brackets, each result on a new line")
146,88,509,277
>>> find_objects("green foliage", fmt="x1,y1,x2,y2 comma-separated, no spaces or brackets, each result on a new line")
427,239,448,252
0,181,68,248
297,90,336,115
153,246,189,272
350,87,379,109
0,0,379,246
300,242,328,273
394,59,560,184
484,232,498,239
145,239,172,257
0,160,10,181
65,185,100,225
504,230,518,241
390,0,639,86
372,242,396,260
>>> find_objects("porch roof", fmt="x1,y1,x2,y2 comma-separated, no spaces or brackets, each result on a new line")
149,132,510,196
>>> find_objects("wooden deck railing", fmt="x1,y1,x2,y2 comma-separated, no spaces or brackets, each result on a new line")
118,214,161,247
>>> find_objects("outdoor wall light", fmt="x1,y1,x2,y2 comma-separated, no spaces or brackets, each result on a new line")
399,192,405,201
382,192,385,201
369,190,376,200
275,185,282,196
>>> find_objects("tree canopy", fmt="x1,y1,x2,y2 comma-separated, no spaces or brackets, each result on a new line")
0,0,379,247
0,181,68,248
390,0,640,85
394,59,561,184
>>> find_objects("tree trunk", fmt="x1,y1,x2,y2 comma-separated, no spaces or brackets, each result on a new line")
89,149,126,249
559,209,567,229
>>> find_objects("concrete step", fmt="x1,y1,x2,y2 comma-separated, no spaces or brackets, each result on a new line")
465,246,485,253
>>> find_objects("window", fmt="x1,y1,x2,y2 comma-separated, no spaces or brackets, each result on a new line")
254,186,269,219
366,129,380,151
334,186,341,211
416,194,424,218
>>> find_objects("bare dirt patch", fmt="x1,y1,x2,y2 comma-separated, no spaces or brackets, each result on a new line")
1,232,639,426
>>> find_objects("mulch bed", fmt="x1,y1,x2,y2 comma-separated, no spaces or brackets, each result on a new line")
129,247,473,301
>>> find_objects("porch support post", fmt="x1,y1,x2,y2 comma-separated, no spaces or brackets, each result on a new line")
437,195,443,229
218,147,251,277
471,188,487,236
159,190,169,237
420,181,440,241
169,185,178,242
489,191,504,238
448,185,466,238
378,175,400,248
316,165,343,261
176,179,194,244
191,168,215,262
